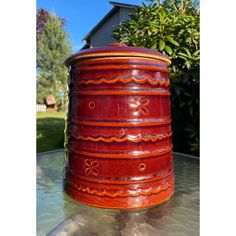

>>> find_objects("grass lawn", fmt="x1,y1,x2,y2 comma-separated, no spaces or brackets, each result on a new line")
37,112,66,153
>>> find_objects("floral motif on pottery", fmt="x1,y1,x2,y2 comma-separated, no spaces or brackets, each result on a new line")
84,159,99,176
129,97,149,116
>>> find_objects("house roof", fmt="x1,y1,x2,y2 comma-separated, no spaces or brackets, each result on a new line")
82,1,137,42
109,1,138,8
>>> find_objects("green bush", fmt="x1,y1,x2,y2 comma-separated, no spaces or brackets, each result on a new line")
114,0,199,156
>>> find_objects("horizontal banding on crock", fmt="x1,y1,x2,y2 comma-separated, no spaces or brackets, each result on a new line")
64,44,173,209
67,145,173,159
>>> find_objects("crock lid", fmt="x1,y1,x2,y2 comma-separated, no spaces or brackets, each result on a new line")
65,43,171,67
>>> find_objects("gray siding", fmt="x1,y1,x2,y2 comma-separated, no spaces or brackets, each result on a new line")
89,7,135,47
119,7,134,22
90,10,120,47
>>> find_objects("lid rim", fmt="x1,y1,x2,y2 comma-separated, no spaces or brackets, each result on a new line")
65,53,171,67
65,45,171,67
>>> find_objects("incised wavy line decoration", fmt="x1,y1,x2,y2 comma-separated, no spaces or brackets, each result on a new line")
75,132,172,143
78,75,170,86
67,180,173,197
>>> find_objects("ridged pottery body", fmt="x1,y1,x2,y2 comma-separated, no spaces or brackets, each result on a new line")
64,43,174,210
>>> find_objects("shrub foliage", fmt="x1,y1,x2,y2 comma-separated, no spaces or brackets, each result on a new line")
114,0,200,155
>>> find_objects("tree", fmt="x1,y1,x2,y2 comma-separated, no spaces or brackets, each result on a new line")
37,11,72,109
114,0,199,155
37,9,66,45
37,9,49,44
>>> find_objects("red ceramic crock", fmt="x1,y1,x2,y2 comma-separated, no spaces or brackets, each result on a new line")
64,43,174,210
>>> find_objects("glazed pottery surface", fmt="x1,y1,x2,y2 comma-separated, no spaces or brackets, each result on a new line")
64,43,174,209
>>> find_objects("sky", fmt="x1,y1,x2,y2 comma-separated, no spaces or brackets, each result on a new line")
37,0,144,53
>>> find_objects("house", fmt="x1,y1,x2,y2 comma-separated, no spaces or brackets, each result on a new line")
81,1,137,49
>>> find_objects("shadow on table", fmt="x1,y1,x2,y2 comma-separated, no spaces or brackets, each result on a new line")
48,193,176,235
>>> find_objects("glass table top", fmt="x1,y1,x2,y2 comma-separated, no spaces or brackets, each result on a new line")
37,150,199,236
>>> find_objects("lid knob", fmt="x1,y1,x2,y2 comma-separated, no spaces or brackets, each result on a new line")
108,42,128,47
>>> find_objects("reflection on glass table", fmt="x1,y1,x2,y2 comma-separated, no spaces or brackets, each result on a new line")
37,150,199,236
